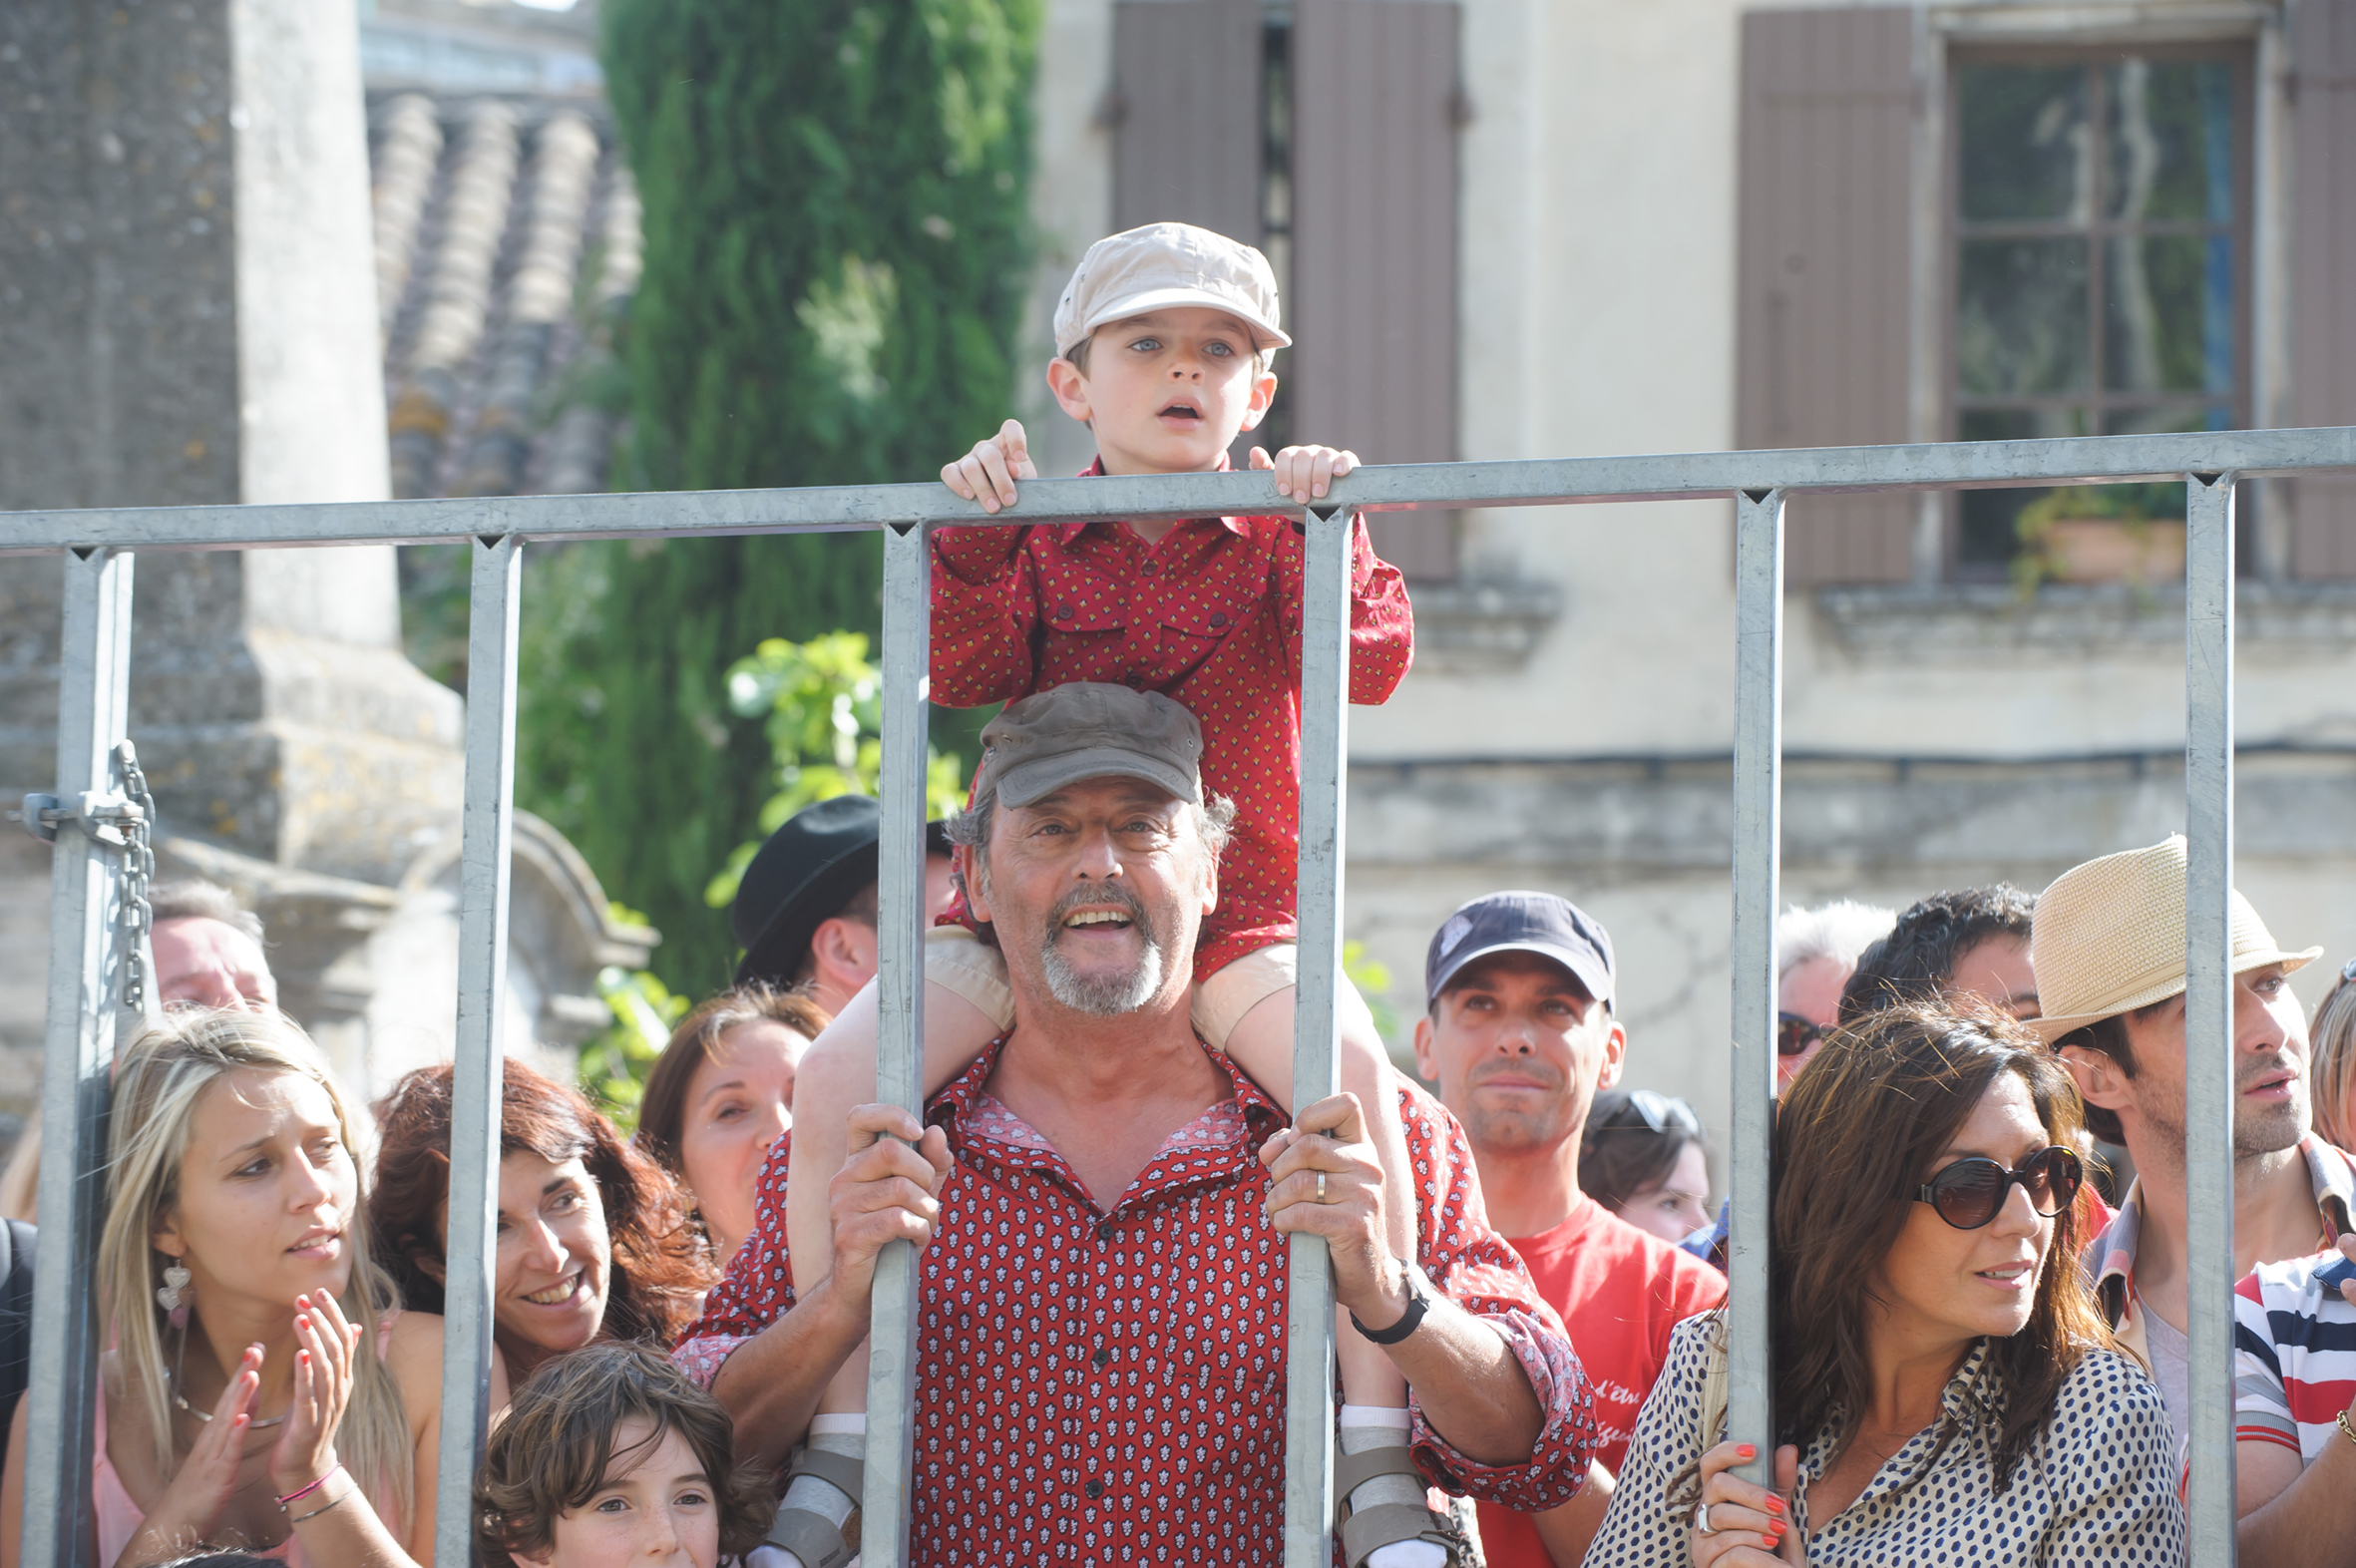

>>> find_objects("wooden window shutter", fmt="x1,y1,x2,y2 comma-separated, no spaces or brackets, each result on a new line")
2290,0,2356,579
1291,0,1461,581
1737,7,1917,587
1109,0,1263,245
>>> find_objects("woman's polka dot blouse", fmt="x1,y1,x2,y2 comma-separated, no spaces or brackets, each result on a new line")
1584,1314,2187,1567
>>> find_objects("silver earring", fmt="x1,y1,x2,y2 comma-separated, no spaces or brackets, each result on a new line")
156,1263,192,1313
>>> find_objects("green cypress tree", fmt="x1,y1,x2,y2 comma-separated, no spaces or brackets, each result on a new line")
536,0,1038,996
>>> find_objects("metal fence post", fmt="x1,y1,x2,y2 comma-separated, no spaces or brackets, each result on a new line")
2182,471,2238,1566
1285,505,1354,1568
433,533,525,1568
20,548,136,1568
1728,489,1785,1488
862,519,932,1568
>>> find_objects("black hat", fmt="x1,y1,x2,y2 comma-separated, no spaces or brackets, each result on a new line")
731,796,951,986
1424,891,1616,1011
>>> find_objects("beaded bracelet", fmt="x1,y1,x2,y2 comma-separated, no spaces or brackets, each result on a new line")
276,1465,343,1510
2337,1409,2356,1452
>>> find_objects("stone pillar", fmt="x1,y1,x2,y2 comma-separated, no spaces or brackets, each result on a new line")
0,1,651,1120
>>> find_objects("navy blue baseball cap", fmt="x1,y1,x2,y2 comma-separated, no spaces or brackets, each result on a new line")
1424,891,1616,1011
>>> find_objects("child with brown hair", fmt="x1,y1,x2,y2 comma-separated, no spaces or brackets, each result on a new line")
475,1344,773,1568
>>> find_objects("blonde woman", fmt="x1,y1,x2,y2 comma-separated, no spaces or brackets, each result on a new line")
2306,958,2356,1151
0,1008,499,1568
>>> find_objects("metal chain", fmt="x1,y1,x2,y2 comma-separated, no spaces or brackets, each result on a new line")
114,740,156,1011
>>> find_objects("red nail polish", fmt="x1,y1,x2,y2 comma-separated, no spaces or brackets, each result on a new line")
1767,1496,1785,1517
1738,1444,1757,1459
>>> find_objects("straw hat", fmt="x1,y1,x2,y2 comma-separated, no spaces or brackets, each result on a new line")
2026,834,2321,1042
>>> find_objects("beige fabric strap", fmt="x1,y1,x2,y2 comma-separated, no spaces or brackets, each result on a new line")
786,1446,865,1499
763,1507,855,1568
1340,1503,1454,1568
1701,1324,1731,1449
1334,1443,1422,1499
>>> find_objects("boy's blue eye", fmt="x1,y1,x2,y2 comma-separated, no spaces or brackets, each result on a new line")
1128,337,1162,352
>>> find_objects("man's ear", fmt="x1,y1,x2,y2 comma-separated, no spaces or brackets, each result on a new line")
1410,1013,1439,1083
1046,357,1092,426
2056,1044,2131,1115
960,843,993,925
809,917,879,992
1597,1017,1629,1093
415,1250,448,1288
1236,367,1279,433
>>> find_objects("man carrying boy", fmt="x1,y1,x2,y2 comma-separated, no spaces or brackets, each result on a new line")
684,687,1595,1567
778,223,1443,1563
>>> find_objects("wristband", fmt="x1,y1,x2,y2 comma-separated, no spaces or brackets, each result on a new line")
1350,1263,1433,1347
277,1465,342,1509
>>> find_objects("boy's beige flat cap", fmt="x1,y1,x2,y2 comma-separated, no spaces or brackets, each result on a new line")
2026,834,2321,1042
1053,222,1291,358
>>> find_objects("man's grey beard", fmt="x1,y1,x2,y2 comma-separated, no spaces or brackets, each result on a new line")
1038,884,1167,1016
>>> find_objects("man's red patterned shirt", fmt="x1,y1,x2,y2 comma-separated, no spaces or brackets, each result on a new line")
928,474,1414,980
677,1036,1596,1566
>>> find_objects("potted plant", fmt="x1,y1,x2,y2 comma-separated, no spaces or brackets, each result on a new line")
2011,483,2187,593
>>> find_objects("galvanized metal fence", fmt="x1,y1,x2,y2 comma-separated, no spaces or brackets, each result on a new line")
11,423,2356,1568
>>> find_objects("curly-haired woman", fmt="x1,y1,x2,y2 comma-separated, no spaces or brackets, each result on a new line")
370,1058,710,1382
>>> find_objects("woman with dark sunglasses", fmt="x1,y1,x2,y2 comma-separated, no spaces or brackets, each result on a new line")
1585,1001,2183,1566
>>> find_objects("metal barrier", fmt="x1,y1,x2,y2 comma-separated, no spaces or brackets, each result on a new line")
10,423,2355,1568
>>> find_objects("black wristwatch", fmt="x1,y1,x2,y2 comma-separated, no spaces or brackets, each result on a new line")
1351,1262,1433,1346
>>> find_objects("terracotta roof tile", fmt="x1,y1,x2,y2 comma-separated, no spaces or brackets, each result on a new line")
370,92,637,499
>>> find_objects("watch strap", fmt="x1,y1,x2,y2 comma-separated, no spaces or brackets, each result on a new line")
1350,1264,1432,1346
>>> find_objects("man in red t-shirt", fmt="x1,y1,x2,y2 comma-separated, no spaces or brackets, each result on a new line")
1412,892,1727,1568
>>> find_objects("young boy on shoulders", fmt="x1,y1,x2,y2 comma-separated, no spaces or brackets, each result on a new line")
779,222,1441,1568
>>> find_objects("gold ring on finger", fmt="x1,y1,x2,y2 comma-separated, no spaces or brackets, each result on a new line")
1317,1171,1328,1204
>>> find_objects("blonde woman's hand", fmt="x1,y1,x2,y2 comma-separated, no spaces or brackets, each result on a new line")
1690,1440,1803,1567
140,1344,262,1544
268,1293,360,1503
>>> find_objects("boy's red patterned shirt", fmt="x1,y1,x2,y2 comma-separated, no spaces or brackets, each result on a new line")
928,466,1414,980
676,1037,1597,1565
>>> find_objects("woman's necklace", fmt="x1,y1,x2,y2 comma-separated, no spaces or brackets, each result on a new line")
169,1322,286,1429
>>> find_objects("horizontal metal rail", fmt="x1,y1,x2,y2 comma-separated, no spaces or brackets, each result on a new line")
2,425,2351,551
15,426,2354,1568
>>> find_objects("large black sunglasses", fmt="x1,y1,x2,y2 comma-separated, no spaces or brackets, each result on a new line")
1776,1012,1826,1057
1916,1145,2084,1231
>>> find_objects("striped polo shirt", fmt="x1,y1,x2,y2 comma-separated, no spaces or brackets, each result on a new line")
2235,1253,2356,1459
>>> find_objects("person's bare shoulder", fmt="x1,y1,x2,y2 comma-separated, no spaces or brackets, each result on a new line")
382,1311,448,1432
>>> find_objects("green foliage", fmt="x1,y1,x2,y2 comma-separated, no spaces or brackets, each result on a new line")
599,0,1040,496
522,0,1038,1001
702,632,971,912
578,910,692,1132
1343,940,1401,1045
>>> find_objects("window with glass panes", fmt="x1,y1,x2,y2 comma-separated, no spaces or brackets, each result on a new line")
1949,47,2251,575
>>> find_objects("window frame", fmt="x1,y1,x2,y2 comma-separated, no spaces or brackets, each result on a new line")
1941,39,2257,582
